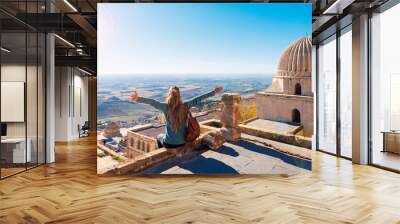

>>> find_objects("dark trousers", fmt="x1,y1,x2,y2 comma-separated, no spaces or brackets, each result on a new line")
156,134,185,148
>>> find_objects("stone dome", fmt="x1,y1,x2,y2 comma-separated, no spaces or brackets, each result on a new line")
277,36,312,78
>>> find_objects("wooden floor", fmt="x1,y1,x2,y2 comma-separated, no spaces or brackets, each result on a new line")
373,150,400,171
1,167,26,178
1,136,400,223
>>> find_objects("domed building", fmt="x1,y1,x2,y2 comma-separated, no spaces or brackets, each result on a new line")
256,36,313,137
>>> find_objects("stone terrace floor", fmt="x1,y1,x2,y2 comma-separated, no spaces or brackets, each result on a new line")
140,137,308,175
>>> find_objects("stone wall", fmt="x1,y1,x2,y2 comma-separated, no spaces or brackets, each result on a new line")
101,148,175,175
239,123,312,149
126,131,158,159
267,76,312,96
284,77,312,96
255,92,313,137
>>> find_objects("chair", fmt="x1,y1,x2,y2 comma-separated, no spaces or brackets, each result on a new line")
79,121,90,138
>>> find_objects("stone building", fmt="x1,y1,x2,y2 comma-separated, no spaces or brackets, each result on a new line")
103,122,122,138
126,124,162,159
256,36,313,137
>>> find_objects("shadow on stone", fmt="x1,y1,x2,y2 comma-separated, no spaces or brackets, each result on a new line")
140,158,180,174
178,156,239,174
141,154,239,174
235,140,311,170
235,140,273,156
215,145,240,157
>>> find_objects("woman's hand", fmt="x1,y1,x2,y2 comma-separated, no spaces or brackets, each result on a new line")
215,86,223,94
131,90,139,102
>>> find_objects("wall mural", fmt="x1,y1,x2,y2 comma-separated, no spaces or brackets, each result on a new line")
97,3,313,175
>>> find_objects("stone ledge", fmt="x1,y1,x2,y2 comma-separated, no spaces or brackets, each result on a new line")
241,117,258,125
101,148,175,175
239,124,312,149
98,143,128,162
256,92,313,101
128,123,154,132
100,130,222,175
290,125,304,135
241,134,311,161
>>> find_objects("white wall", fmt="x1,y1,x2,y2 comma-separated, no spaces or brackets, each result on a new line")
72,73,89,137
1,65,27,139
55,67,69,141
54,67,89,141
1,63,46,164
1,65,42,137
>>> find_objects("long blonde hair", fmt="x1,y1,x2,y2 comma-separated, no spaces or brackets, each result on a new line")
167,86,187,132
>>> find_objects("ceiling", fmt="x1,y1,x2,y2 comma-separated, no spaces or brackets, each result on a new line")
3,0,393,74
311,0,392,43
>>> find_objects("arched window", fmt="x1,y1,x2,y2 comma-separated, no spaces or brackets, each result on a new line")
131,139,134,147
292,109,301,123
147,144,150,152
295,83,302,95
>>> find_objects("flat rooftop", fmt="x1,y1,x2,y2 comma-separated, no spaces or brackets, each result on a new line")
245,119,300,135
137,125,165,138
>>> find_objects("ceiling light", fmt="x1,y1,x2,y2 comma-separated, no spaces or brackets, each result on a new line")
78,67,92,76
54,34,75,48
1,47,11,53
63,0,78,12
323,0,355,15
323,0,341,14
76,48,85,55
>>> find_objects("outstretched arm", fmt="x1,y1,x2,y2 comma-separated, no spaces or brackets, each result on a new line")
131,90,167,112
184,86,223,108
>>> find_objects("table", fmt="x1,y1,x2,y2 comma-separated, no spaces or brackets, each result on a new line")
1,138,31,164
381,131,400,154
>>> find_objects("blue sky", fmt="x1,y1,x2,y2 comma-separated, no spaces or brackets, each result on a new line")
98,3,311,77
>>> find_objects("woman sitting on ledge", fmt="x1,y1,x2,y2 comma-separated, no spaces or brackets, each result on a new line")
131,85,223,154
